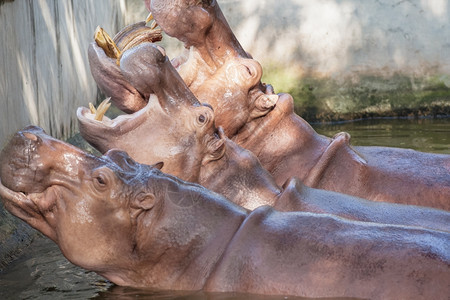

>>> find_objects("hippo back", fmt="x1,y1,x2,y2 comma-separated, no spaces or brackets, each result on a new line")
205,206,450,299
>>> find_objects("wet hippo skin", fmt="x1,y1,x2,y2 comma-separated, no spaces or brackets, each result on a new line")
140,0,450,210
0,126,449,299
80,45,450,232
81,43,225,184
85,34,449,210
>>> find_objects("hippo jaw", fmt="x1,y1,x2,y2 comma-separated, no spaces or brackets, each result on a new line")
78,94,226,182
146,0,247,63
0,126,98,195
145,0,278,136
77,96,155,154
80,42,227,182
88,21,163,113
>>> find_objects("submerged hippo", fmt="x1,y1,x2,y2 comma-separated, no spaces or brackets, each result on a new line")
1,126,449,299
79,43,450,232
137,0,450,210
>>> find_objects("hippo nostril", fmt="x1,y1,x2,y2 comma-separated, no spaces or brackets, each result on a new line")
23,132,38,142
245,65,253,76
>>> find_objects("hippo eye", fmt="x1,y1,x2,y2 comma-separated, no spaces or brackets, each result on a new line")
92,167,113,191
196,106,212,126
95,175,106,186
93,174,108,191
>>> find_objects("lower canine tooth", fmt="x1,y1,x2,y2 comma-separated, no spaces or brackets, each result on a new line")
89,103,97,114
149,20,158,29
94,98,112,121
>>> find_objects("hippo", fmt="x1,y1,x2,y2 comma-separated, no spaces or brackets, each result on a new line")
86,22,449,210
137,0,450,210
78,43,450,233
81,43,225,184
1,126,449,299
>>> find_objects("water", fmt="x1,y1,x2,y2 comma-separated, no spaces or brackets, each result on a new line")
0,234,346,299
312,117,449,154
1,118,448,299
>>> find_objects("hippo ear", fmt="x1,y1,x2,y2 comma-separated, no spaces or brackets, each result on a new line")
152,162,164,170
132,193,155,211
202,127,226,165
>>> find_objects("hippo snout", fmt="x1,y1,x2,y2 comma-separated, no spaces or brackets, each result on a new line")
0,126,55,194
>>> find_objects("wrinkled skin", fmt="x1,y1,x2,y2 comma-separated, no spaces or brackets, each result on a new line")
91,0,277,137
80,42,450,232
141,0,450,210
80,43,225,183
204,138,450,232
1,126,449,299
81,41,270,207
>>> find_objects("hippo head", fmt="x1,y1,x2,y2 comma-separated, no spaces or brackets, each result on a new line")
141,0,279,136
0,126,159,276
81,42,282,208
188,54,278,136
0,126,246,288
79,43,226,183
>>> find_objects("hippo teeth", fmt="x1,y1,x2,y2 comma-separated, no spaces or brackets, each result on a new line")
145,12,153,23
94,21,162,66
149,21,158,30
89,98,111,121
146,12,158,29
94,26,121,60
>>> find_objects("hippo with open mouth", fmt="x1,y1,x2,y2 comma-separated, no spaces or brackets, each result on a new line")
1,126,449,299
86,0,450,210
80,43,226,184
86,20,449,211
79,41,450,232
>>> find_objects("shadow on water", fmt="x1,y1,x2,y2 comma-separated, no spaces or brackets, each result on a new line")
1,118,448,299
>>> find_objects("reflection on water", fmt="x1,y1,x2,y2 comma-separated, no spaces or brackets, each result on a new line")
1,118,448,299
312,118,450,154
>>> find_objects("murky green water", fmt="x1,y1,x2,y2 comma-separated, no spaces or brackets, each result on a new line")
312,117,450,154
0,118,448,299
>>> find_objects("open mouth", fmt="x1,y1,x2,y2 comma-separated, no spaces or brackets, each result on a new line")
77,97,154,131
148,0,280,122
90,1,282,137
